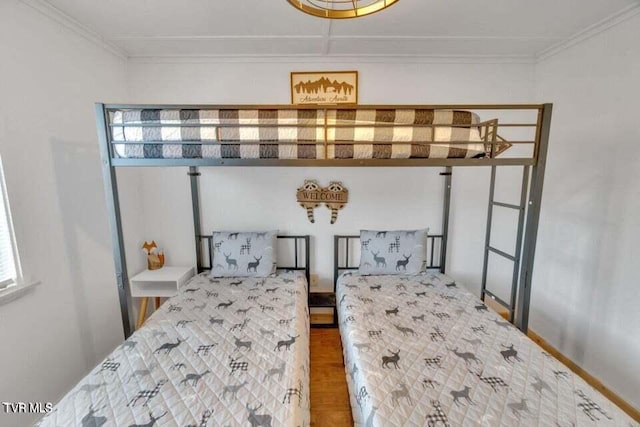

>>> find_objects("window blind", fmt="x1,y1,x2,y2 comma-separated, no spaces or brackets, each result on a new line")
0,160,18,289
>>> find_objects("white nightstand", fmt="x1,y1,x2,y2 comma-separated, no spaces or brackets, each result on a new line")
130,266,195,329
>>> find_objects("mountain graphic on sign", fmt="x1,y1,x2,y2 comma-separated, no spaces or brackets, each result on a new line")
294,77,354,95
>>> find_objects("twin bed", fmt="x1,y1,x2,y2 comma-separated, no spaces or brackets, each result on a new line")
337,271,636,426
332,231,636,426
38,237,310,427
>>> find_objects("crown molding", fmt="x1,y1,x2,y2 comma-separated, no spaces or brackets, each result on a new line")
20,0,128,60
110,35,325,41
111,34,557,42
536,3,640,62
127,54,536,65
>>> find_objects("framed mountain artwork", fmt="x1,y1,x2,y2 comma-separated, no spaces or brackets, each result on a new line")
290,71,358,105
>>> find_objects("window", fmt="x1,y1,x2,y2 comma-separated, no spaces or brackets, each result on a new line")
0,157,20,290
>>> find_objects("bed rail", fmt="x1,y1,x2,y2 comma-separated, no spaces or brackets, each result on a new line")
98,103,545,167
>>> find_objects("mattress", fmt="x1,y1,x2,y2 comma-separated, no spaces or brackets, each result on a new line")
336,272,636,427
38,271,310,427
109,108,490,160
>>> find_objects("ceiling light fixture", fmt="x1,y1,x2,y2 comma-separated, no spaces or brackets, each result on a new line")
287,0,399,19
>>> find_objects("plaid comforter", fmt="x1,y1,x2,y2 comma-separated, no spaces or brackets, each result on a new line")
109,108,490,160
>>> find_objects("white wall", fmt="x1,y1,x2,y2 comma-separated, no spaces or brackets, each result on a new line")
0,2,140,426
126,60,534,294
533,13,640,407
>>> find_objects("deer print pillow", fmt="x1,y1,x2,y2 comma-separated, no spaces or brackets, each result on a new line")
210,231,277,278
358,229,428,275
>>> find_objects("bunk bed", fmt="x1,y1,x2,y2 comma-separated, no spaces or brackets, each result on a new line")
333,239,636,426
96,103,549,337
88,102,584,425
39,236,311,426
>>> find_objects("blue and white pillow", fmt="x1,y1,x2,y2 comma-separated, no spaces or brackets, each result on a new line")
358,229,428,275
210,231,277,278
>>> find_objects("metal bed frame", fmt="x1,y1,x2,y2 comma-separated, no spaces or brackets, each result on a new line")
95,103,552,338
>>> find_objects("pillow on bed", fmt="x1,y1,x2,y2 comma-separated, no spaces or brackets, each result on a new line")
358,229,428,275
210,231,277,278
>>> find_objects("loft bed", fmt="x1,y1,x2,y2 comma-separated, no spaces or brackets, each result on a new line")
96,103,552,338
108,106,514,163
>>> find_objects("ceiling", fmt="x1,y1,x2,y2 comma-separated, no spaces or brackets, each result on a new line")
25,0,640,60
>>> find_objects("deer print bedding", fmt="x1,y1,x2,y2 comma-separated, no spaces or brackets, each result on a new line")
358,229,429,275
37,271,310,427
211,230,278,278
336,272,636,427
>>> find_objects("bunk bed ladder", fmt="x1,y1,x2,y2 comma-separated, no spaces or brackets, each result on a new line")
480,165,530,323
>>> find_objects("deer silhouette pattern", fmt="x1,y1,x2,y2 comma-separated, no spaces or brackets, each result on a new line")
80,405,107,427
211,231,277,277
180,370,211,386
223,253,238,270
153,339,183,355
359,229,428,274
127,380,167,407
247,256,262,272
128,410,167,427
184,409,213,427
333,271,633,427
246,403,272,427
396,254,412,271
223,381,248,400
381,349,401,369
264,362,286,381
451,386,475,406
275,335,299,351
371,251,387,268
240,238,252,255
390,383,412,407
500,344,523,363
234,336,252,351
38,272,310,427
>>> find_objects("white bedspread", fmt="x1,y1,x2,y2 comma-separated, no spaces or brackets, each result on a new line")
337,272,636,427
38,271,310,427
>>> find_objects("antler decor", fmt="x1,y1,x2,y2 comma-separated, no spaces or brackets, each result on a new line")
296,180,349,224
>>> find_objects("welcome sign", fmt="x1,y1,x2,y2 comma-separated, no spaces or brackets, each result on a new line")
296,180,349,224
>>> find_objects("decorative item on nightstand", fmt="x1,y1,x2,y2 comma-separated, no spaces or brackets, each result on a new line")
130,266,195,329
142,240,165,270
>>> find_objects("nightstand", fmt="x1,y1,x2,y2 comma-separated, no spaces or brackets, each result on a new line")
309,292,337,328
130,266,195,329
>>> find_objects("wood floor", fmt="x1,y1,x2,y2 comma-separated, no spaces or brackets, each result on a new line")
310,328,354,427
